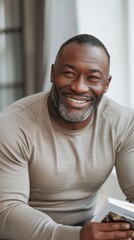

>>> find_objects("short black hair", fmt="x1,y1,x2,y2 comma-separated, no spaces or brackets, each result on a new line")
55,34,110,67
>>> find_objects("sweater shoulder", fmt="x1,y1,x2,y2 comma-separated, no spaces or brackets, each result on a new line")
99,96,134,130
1,92,48,118
0,92,50,131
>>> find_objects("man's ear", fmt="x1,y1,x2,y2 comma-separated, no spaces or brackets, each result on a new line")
104,75,112,93
50,64,55,83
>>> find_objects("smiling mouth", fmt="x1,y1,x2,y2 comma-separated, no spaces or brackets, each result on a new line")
66,96,88,104
66,94,94,102
63,95,94,109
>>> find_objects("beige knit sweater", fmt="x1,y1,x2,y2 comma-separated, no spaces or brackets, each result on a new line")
0,92,134,240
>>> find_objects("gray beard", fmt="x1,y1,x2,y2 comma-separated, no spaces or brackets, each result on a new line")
58,100,93,122
51,85,101,123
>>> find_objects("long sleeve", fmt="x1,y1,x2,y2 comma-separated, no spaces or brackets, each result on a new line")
0,114,81,240
115,116,134,203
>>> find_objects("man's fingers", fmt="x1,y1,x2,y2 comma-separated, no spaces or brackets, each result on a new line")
96,222,131,231
99,229,134,239
80,222,134,240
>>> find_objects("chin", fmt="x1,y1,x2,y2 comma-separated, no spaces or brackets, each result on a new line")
59,94,103,123
51,84,103,123
58,103,93,123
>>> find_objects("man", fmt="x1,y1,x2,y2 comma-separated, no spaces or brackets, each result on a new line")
0,34,134,240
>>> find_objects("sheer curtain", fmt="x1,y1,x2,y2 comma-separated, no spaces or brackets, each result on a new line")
43,0,78,91
127,0,134,108
76,0,134,109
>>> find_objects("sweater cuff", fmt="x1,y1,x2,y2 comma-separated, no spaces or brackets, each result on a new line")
54,224,82,240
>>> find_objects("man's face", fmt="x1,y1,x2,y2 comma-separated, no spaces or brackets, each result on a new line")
50,43,111,123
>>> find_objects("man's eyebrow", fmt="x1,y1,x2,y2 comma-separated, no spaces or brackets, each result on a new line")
62,64,103,74
62,63,76,70
89,69,102,74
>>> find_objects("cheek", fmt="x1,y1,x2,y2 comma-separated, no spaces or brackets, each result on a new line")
90,85,106,96
54,76,70,90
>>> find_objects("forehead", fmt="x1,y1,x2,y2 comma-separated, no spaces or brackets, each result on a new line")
56,43,109,71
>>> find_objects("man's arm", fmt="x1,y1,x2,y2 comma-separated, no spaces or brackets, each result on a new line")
80,116,134,239
0,116,81,240
115,124,134,203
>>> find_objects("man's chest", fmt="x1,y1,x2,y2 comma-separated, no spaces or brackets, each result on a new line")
29,130,115,200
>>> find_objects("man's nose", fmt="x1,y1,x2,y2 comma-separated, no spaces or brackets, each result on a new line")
70,76,89,93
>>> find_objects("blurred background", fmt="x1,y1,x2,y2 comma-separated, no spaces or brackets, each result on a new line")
0,0,134,200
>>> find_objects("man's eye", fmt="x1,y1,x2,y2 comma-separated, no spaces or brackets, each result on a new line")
88,76,99,82
63,71,76,77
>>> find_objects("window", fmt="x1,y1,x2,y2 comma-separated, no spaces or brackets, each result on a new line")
0,0,24,110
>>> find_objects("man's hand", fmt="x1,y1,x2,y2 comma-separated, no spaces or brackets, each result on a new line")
80,222,134,240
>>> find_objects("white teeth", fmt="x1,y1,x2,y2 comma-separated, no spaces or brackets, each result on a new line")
67,97,86,104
